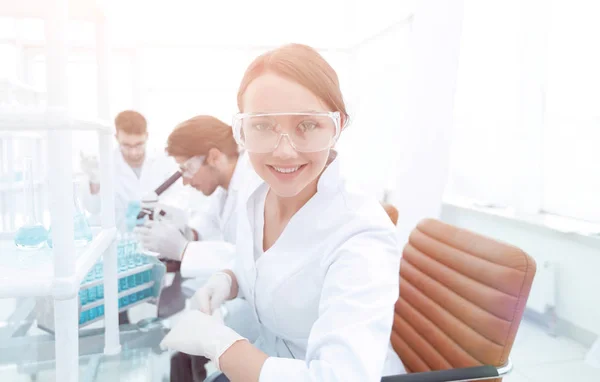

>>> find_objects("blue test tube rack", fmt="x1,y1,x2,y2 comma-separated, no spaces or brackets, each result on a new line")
76,238,164,328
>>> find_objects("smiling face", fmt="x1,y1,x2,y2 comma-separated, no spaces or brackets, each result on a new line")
241,73,333,198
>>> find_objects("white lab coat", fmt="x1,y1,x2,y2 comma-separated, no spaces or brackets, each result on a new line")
180,152,252,279
179,152,261,342
234,152,406,382
81,149,184,231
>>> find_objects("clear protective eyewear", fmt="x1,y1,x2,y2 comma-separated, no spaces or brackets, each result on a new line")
232,111,341,153
179,155,205,178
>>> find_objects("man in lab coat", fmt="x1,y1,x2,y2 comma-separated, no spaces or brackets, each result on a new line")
136,115,251,277
134,115,258,382
80,110,184,231
79,110,185,324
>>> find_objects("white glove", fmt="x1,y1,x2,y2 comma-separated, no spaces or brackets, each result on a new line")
134,220,188,261
160,309,246,370
190,272,232,315
80,152,100,184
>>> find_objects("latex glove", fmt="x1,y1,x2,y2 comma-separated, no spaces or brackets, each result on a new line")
160,309,246,370
134,220,188,261
190,272,232,315
80,152,100,184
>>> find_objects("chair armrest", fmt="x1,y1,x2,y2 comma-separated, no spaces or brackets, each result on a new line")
381,359,512,382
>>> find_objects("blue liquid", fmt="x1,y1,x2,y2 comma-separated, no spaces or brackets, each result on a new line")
119,277,128,292
94,263,103,279
142,270,151,283
135,272,143,285
89,307,97,320
97,285,104,299
14,224,48,250
79,311,89,325
88,286,97,303
98,305,104,316
79,289,88,305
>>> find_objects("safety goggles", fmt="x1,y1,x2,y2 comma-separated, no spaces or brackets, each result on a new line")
179,155,205,178
232,112,341,153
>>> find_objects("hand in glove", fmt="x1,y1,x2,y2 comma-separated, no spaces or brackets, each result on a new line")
80,152,100,184
160,309,246,370
190,272,233,315
134,220,188,261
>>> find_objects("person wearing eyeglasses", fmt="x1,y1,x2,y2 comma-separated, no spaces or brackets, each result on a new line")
135,115,252,265
135,115,260,382
160,44,405,382
80,110,181,232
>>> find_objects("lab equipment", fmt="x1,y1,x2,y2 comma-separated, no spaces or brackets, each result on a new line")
79,148,183,232
35,237,166,333
136,170,183,220
46,182,93,248
14,157,48,250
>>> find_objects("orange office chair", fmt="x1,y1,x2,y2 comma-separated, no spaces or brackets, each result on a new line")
382,218,536,381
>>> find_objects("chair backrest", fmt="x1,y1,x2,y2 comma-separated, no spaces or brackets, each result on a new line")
391,219,536,381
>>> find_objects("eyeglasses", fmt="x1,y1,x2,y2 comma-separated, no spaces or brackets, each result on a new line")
232,112,341,153
179,155,205,178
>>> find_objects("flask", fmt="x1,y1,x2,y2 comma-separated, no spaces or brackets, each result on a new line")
14,157,48,250
47,182,93,247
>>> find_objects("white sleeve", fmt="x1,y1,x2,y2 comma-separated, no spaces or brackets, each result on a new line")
188,191,224,241
258,229,401,382
180,241,236,279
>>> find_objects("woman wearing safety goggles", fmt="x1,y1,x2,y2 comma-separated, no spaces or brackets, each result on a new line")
161,43,405,382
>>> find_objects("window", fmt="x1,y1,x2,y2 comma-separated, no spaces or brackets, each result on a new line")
445,0,522,208
541,0,600,223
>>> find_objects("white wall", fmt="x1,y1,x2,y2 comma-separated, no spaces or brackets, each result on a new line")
351,0,414,45
442,204,600,341
336,23,410,199
106,0,351,48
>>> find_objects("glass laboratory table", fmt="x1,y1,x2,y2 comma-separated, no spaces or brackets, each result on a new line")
0,296,181,382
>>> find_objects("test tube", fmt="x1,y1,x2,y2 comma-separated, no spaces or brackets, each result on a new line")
94,262,103,280
119,275,128,292
142,270,151,283
79,289,88,305
79,310,89,325
88,285,97,303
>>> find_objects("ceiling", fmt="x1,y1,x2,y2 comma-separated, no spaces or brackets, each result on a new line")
0,0,414,49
